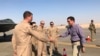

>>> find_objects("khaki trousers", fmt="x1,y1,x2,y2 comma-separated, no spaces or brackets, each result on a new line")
49,40,58,56
37,41,47,56
72,41,81,56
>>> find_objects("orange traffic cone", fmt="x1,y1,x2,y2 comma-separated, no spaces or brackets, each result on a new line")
86,36,91,42
63,48,67,56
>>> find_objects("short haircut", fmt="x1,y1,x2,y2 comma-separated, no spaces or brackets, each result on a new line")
67,16,75,22
23,11,33,18
91,20,94,22
50,21,54,24
30,22,36,25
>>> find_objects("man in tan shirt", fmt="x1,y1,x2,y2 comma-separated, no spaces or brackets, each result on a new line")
12,11,52,56
37,20,48,56
30,22,38,56
47,21,59,56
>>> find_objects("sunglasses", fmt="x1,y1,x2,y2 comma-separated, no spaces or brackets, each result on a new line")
67,21,70,22
50,24,54,25
41,23,45,25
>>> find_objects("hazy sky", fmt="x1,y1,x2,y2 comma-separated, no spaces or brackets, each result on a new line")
0,0,100,26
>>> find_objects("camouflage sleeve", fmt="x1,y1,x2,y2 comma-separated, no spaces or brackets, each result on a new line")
88,24,92,30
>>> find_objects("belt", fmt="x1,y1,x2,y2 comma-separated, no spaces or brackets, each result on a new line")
71,40,80,43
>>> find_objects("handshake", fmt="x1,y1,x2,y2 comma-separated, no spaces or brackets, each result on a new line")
48,35,62,42
49,38,55,42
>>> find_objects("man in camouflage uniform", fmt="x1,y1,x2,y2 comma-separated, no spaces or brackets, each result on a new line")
89,20,96,41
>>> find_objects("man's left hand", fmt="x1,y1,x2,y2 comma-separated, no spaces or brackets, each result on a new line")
81,47,85,53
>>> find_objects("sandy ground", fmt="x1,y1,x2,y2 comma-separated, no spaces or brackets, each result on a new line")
0,29,100,56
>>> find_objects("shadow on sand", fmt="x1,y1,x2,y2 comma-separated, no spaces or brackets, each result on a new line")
47,46,62,56
0,34,12,42
96,45,100,47
32,45,62,56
